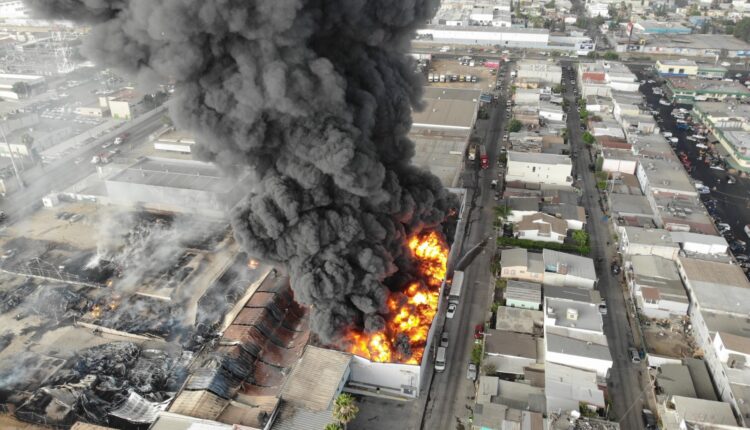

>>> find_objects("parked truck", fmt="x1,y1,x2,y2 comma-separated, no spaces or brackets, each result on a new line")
468,144,478,161
448,270,465,304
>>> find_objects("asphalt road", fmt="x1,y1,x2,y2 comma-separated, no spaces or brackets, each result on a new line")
420,63,511,430
0,111,166,221
560,61,646,429
634,66,750,257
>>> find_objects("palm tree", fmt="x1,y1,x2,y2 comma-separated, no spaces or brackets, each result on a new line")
332,393,359,429
325,424,343,430
494,204,513,223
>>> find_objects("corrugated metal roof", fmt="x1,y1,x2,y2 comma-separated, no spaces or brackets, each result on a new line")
270,401,332,430
280,346,351,411
169,390,228,420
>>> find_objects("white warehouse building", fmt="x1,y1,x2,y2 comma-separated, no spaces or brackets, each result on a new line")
505,151,572,186
416,26,550,47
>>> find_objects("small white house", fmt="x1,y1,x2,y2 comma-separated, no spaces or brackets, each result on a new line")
516,212,568,243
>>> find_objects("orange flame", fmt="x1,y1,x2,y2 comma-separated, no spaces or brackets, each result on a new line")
344,231,448,364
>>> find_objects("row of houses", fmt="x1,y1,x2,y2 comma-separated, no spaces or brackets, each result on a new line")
584,62,750,428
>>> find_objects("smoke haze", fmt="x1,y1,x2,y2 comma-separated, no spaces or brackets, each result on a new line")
27,0,455,344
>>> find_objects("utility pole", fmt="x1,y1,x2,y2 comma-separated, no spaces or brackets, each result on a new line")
0,124,24,190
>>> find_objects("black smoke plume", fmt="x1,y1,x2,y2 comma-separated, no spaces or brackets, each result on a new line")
27,0,455,345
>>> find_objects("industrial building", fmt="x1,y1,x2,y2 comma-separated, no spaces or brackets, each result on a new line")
410,87,481,188
416,26,550,47
104,157,251,219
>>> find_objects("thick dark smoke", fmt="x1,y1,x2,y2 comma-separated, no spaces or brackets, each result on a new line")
28,0,455,344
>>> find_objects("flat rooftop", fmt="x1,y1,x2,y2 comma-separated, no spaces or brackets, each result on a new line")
412,87,480,130
646,33,750,51
546,333,611,361
484,329,537,359
494,306,543,335
693,101,750,118
621,226,677,248
667,77,750,95
545,298,602,333
108,157,233,193
631,255,687,301
508,151,571,166
410,131,467,188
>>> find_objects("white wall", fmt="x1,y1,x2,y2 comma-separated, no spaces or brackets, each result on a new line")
518,229,566,243
544,273,596,289
602,158,637,175
545,350,612,378
348,356,421,398
500,265,544,283
506,159,572,186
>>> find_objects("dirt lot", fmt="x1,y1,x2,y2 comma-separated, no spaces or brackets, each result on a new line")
426,58,498,91
642,317,697,359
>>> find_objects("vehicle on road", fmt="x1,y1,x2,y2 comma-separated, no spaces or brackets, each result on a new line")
440,332,448,348
629,347,641,363
662,131,672,137
468,143,477,161
447,303,457,319
659,99,670,106
610,262,621,275
435,347,447,372
642,409,657,430
449,271,464,304
466,363,477,381
669,137,678,143
480,145,489,169
1,249,15,260
113,132,129,145
101,141,113,149
745,224,750,239
598,302,607,315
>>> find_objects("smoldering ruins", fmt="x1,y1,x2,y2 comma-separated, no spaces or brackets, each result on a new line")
0,205,275,428
26,0,457,353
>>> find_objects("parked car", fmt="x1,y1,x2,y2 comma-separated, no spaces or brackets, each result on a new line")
629,347,641,363
440,331,449,348
447,303,457,319
598,302,608,315
466,363,478,381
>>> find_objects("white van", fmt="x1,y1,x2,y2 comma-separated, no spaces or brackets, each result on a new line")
435,347,447,372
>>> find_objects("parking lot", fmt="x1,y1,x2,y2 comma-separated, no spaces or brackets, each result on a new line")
634,65,750,276
426,58,497,91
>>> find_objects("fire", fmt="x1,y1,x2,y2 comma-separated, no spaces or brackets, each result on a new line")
344,231,448,364
247,258,259,270
89,305,103,319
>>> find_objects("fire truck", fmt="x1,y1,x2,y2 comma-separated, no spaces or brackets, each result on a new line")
480,145,489,169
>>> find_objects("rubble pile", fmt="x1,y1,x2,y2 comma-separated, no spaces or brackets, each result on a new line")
10,342,189,428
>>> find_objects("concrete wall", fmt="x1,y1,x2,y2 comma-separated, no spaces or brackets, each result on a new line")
500,265,544,283
518,229,566,243
347,356,421,398
104,181,228,219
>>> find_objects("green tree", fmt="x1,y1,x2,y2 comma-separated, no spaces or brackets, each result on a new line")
734,18,750,42
582,131,595,145
573,230,589,248
579,108,588,121
552,84,563,94
332,393,359,429
545,0,555,8
482,363,497,375
603,51,619,60
494,204,514,222
508,119,523,132
325,424,343,430
471,343,483,365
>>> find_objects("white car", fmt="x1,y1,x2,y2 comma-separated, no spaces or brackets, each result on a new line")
669,137,678,143
447,303,457,319
467,363,478,381
662,131,673,138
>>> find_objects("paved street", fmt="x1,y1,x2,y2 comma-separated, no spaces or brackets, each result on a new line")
0,110,166,221
420,64,511,430
561,61,646,429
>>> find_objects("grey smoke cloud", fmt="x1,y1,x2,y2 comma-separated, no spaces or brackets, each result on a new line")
27,0,455,345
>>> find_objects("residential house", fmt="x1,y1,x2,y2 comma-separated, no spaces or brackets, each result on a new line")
617,226,680,260
505,280,543,310
627,255,689,319
516,212,568,243
542,249,597,289
500,248,544,283
484,329,539,375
